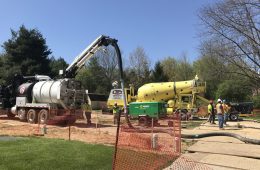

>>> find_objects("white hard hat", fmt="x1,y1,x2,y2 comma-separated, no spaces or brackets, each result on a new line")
217,99,222,103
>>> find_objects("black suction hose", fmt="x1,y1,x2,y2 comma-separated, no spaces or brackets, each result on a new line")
181,132,260,145
121,128,260,145
110,39,133,129
110,38,133,170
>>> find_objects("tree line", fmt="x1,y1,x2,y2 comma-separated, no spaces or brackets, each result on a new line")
0,0,259,107
0,25,68,85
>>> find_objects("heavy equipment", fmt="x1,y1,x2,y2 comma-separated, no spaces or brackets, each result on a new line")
107,75,209,122
228,102,254,121
128,101,167,126
0,35,126,124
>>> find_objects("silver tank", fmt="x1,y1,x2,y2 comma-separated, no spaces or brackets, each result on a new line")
32,79,85,109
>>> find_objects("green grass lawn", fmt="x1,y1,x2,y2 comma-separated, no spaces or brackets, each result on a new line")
0,137,113,170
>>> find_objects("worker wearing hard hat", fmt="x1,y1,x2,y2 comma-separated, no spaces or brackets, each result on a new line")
208,100,215,124
223,100,230,125
216,99,224,129
113,102,120,125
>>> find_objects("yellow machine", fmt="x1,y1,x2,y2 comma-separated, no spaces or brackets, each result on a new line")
107,75,209,115
107,85,135,110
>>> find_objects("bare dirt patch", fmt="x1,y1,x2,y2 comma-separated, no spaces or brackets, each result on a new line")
0,114,118,145
2,114,259,150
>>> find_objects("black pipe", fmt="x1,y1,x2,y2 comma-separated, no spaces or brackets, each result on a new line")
181,132,260,145
110,39,133,129
121,127,260,145
109,37,134,169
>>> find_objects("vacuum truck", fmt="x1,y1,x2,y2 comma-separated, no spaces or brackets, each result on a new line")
0,35,126,124
9,76,84,124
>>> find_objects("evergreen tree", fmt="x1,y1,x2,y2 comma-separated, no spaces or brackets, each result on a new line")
49,57,68,78
1,25,52,83
151,61,168,82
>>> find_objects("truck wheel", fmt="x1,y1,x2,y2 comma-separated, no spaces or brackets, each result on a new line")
229,114,238,121
18,109,27,121
180,112,187,121
138,116,148,127
27,109,37,124
39,109,49,124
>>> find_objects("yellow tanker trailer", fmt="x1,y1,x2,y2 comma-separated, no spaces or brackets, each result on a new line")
136,75,207,115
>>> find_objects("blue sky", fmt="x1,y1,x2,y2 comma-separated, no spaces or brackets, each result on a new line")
0,0,214,67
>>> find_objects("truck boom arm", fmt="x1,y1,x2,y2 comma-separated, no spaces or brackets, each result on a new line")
64,35,128,126
64,35,121,78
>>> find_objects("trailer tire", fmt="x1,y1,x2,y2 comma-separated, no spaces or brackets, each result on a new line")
18,108,27,121
229,113,238,121
39,109,49,124
27,109,37,124
180,110,188,121
138,116,148,127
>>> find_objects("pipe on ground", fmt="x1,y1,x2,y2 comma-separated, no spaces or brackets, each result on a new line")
122,127,260,145
181,132,260,145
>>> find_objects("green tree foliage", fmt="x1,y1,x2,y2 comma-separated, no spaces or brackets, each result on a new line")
193,52,227,99
176,53,194,81
49,57,68,78
160,57,177,81
253,95,260,108
76,58,103,93
194,40,254,101
75,57,114,94
161,55,194,81
198,0,260,94
151,61,168,82
74,46,125,95
215,79,251,102
0,25,52,84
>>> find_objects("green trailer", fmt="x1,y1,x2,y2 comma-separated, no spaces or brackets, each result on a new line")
129,102,167,126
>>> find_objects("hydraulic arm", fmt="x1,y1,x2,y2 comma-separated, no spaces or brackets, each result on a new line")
63,35,128,121
64,35,123,78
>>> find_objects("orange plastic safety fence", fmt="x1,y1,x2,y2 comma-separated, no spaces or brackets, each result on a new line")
113,114,182,170
114,132,180,170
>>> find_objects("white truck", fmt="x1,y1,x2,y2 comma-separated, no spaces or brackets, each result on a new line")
0,35,127,124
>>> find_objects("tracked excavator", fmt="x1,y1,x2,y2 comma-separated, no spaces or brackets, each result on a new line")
0,35,127,125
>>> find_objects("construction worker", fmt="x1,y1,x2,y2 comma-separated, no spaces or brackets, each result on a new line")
113,102,120,125
82,101,92,126
216,99,224,129
223,100,230,125
208,100,215,124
